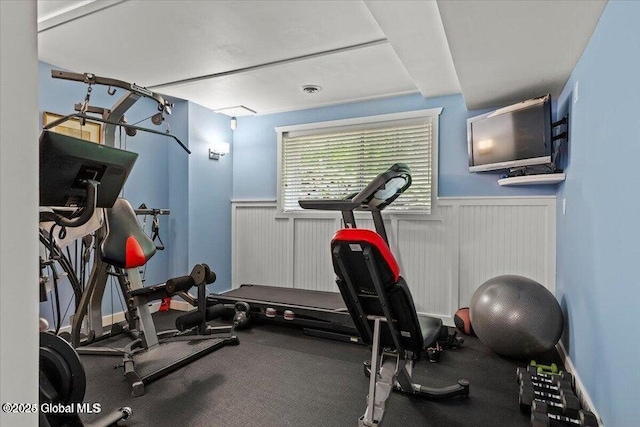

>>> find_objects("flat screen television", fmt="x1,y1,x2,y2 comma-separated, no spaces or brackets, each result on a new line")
467,94,552,172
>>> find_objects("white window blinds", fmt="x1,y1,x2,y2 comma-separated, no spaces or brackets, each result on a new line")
279,113,437,213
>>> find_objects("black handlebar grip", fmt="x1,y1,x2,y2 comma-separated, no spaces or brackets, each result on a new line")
165,276,195,294
175,304,229,331
54,180,98,228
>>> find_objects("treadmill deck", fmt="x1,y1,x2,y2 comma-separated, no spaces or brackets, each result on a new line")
222,284,346,311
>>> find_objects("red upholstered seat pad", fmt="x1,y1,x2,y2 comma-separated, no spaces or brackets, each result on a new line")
331,229,400,282
125,235,147,268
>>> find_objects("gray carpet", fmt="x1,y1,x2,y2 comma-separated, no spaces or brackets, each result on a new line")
78,311,563,427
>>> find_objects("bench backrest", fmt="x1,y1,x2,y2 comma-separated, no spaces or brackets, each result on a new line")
331,229,424,353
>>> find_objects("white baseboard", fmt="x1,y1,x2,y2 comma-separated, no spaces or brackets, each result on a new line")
556,341,603,426
56,309,131,335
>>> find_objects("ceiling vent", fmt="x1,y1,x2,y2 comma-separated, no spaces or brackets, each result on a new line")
301,85,322,94
214,105,257,117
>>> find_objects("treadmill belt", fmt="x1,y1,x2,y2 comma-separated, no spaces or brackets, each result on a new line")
223,284,346,311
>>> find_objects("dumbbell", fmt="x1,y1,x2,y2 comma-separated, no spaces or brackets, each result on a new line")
519,372,573,394
520,380,574,402
518,366,573,383
427,343,442,362
518,368,574,387
527,362,564,376
519,384,580,415
530,361,559,374
527,379,573,394
232,301,251,329
527,364,572,380
438,330,464,349
530,400,599,427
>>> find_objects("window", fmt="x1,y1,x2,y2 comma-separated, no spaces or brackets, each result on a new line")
277,109,441,214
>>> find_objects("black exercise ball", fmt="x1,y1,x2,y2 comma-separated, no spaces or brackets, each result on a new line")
469,275,563,359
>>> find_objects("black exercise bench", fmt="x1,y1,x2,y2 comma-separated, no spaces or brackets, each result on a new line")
74,198,239,396
331,228,469,426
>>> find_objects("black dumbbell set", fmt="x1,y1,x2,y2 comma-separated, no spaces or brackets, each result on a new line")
530,401,599,427
516,364,599,427
519,381,580,415
518,370,574,397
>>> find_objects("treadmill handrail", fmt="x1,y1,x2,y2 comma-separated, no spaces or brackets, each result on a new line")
351,164,411,207
298,163,411,212
297,199,361,212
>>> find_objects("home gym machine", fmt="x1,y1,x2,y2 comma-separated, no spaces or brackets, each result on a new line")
39,70,238,397
72,196,239,397
39,129,139,426
300,163,469,426
41,132,239,397
40,68,190,336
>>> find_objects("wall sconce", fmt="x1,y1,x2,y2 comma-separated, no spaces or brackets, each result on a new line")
230,117,237,131
209,142,230,160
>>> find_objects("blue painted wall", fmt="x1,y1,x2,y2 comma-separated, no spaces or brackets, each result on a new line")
232,93,558,200
187,102,234,292
555,2,640,426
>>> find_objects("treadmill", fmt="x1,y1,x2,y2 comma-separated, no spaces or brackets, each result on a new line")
208,164,412,344
209,284,360,343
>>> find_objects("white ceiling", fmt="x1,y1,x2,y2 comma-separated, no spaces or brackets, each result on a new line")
437,0,608,110
37,0,607,115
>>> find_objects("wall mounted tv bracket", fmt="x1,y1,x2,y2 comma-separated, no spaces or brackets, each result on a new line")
551,114,569,171
44,70,190,154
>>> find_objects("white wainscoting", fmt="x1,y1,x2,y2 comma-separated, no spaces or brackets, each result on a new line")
231,197,556,325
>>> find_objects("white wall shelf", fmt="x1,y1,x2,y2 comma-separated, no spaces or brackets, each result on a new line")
498,173,566,186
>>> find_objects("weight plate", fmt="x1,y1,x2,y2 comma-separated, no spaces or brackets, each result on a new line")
40,332,86,405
